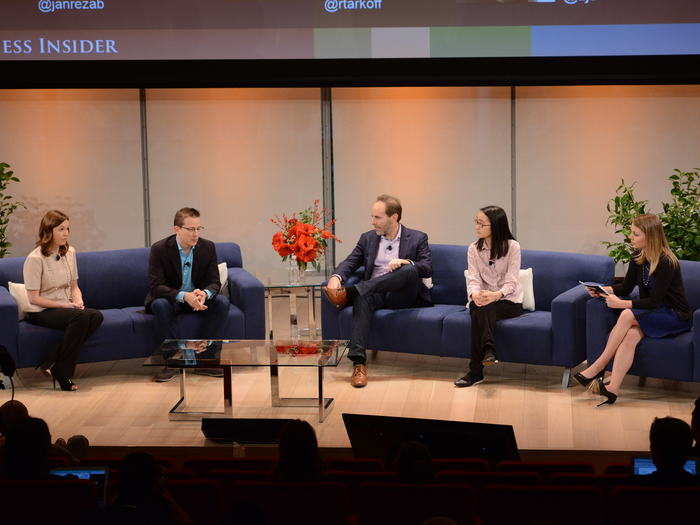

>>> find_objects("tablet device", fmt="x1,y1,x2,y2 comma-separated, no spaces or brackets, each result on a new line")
50,466,109,504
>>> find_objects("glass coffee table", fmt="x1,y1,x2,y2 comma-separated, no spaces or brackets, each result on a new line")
144,339,348,423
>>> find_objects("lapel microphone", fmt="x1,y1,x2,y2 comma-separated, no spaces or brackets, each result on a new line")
387,245,393,251
55,254,61,261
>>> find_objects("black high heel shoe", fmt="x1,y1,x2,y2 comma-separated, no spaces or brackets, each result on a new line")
53,375,78,392
595,378,617,407
572,370,603,389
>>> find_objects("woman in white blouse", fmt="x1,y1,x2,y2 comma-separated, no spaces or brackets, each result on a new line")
455,206,524,388
23,210,103,391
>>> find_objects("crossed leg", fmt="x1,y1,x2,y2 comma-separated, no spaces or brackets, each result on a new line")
580,309,644,394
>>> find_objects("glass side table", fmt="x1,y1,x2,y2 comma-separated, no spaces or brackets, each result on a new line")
264,282,325,340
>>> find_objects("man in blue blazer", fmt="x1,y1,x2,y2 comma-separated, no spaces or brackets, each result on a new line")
324,194,432,387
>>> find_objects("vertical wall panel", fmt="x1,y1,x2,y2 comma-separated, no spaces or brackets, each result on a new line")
0,89,144,256
516,85,700,258
146,88,322,284
332,87,512,261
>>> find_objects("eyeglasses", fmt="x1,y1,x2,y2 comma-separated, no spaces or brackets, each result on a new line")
474,220,491,228
178,226,205,233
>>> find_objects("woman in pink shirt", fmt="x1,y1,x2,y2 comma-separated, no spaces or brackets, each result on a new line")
455,206,524,387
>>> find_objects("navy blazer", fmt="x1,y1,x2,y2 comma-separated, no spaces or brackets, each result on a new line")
145,235,221,310
334,225,432,305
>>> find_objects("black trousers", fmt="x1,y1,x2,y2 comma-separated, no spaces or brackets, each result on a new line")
26,308,104,380
348,264,422,365
468,300,523,375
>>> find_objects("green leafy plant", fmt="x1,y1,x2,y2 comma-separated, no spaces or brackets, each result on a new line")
660,169,699,261
0,162,25,258
602,179,648,264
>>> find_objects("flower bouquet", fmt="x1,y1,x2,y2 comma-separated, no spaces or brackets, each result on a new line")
270,200,339,282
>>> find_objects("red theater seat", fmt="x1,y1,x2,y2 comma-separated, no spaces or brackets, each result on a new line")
229,481,352,525
0,480,98,525
481,485,603,525
167,479,223,525
433,458,490,472
325,458,384,472
610,486,700,525
183,457,275,475
496,461,595,477
357,482,478,525
435,470,541,486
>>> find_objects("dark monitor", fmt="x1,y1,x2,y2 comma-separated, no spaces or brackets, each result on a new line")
342,413,519,463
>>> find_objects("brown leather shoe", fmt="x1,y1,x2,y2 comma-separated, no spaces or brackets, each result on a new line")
323,286,348,309
350,364,368,388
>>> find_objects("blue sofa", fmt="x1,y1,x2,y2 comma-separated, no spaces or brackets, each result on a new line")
0,242,264,369
586,259,700,383
322,244,614,386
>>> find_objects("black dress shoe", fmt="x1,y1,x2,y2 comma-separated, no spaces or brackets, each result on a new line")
154,367,178,382
193,368,225,378
572,371,603,389
482,351,498,366
454,373,484,388
595,378,618,407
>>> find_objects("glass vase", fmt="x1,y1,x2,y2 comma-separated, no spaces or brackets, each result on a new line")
287,257,305,285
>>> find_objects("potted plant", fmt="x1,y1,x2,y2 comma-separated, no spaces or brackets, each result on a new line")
659,169,699,262
0,162,25,258
603,170,700,270
602,179,648,265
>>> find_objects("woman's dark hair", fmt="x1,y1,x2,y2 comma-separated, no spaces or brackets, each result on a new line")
36,210,70,257
476,205,515,261
275,419,322,482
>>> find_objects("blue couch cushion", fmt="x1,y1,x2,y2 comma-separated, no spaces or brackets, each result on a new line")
17,308,137,367
338,304,465,356
494,310,553,366
613,331,694,382
520,250,613,312
442,309,553,365
430,245,469,306
441,307,471,359
124,304,246,342
679,260,700,312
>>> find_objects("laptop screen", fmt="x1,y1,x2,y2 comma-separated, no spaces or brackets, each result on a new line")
632,457,697,476
50,467,109,503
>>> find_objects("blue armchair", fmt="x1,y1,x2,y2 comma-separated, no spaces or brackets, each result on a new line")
322,244,614,387
586,259,700,383
0,242,265,369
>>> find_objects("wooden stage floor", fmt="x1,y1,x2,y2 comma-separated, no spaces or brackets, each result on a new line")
5,351,699,452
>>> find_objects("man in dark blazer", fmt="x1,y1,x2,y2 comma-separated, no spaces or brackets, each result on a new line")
324,194,432,387
147,207,229,382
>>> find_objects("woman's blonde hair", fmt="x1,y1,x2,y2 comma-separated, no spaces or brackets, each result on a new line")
36,210,70,257
632,214,678,273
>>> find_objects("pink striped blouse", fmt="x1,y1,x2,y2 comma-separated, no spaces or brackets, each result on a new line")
466,239,523,304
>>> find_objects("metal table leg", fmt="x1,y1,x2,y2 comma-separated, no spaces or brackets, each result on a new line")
269,365,334,423
266,288,274,340
168,367,234,421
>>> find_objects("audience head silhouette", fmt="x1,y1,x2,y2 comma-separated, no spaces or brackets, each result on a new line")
649,416,693,471
3,416,51,480
388,440,435,482
275,419,321,482
117,452,165,503
0,400,29,434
